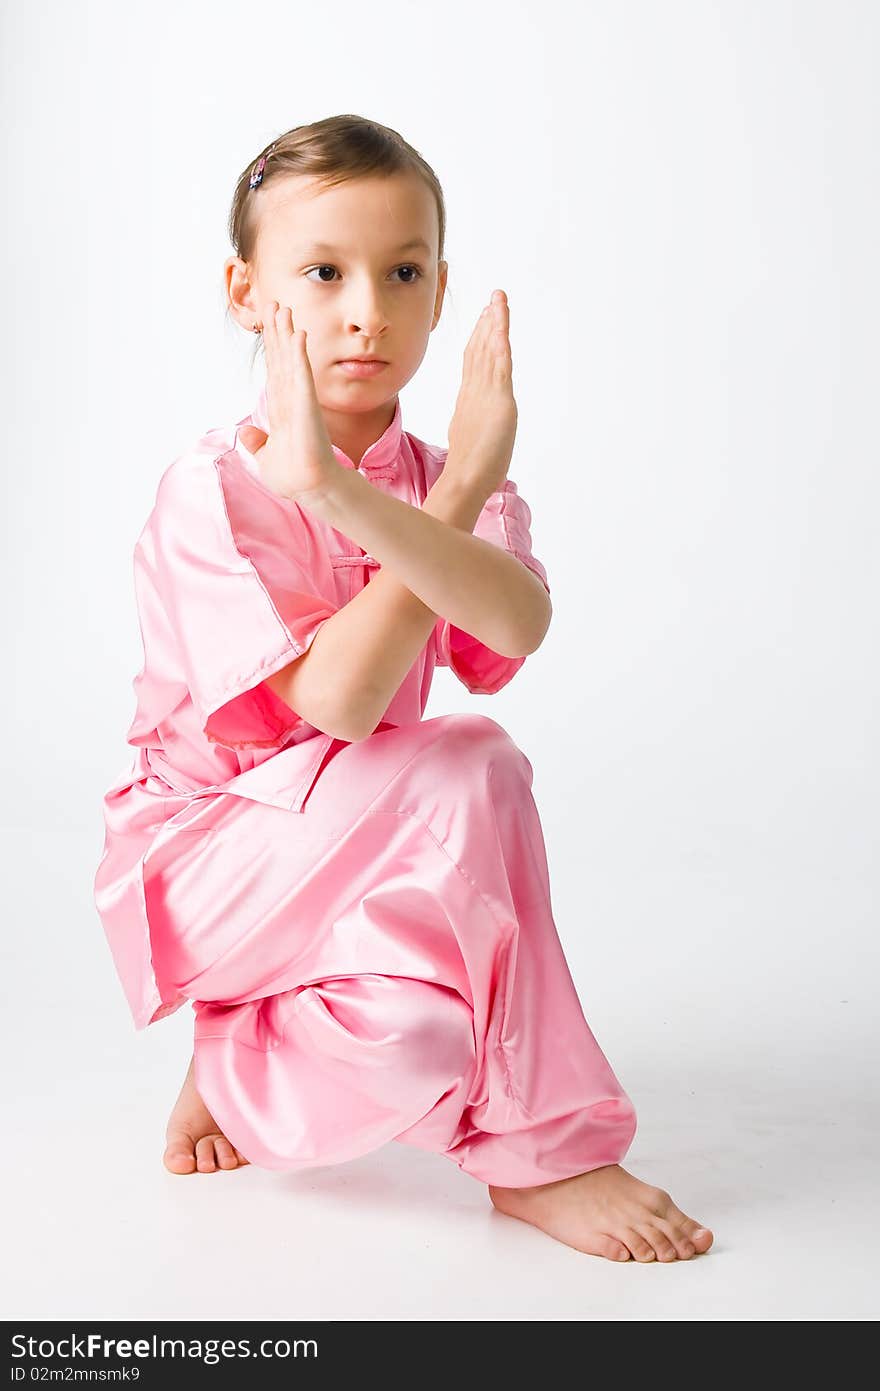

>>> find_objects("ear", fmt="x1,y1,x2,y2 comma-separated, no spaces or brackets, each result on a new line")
237,424,269,454
431,260,449,330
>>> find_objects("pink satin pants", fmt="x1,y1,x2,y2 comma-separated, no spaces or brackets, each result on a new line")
145,714,637,1186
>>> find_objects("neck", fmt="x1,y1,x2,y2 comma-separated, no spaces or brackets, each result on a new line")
323,398,397,469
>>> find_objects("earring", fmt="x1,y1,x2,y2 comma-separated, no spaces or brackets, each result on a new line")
252,322,262,334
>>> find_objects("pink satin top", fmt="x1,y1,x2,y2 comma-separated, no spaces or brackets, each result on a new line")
95,383,550,1027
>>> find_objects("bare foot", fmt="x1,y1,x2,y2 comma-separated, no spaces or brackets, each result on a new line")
163,1055,250,1175
488,1165,714,1262
446,288,518,497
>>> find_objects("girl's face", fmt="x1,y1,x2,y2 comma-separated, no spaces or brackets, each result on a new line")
228,171,447,412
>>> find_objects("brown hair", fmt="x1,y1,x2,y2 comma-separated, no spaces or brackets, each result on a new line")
226,114,448,369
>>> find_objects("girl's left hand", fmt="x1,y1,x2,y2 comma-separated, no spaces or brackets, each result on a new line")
444,290,518,500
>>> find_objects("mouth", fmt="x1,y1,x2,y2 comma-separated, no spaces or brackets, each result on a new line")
335,359,390,377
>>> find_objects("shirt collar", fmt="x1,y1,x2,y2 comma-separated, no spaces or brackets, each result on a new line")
249,383,402,476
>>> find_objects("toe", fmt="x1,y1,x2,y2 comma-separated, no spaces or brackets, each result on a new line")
195,1136,217,1172
594,1236,631,1262
214,1138,239,1170
654,1192,714,1256
164,1132,196,1174
640,1225,678,1262
686,1222,714,1254
234,1149,250,1166
621,1229,656,1262
164,1148,196,1174
655,1218,696,1259
661,1205,714,1255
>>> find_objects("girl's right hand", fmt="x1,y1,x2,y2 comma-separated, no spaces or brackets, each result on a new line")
249,303,341,504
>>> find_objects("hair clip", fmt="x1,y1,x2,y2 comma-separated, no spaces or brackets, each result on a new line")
249,156,268,190
249,145,275,191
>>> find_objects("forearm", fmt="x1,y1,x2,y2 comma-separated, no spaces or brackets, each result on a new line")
303,468,551,660
304,476,488,739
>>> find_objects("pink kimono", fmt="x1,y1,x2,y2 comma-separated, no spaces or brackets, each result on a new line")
93,385,637,1186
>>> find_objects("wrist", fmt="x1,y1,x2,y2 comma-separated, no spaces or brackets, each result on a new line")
423,471,488,531
290,460,360,518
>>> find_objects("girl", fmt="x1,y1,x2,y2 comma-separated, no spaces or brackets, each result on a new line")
94,114,713,1264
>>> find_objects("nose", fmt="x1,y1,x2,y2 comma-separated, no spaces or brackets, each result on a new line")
342,278,391,339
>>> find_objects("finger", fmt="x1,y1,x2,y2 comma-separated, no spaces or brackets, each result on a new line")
263,301,278,353
465,305,492,359
238,425,268,453
293,324,312,368
276,303,294,338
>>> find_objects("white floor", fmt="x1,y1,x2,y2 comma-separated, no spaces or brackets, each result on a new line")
3,828,876,1322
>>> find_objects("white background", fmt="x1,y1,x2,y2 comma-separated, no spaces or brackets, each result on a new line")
2,0,877,1320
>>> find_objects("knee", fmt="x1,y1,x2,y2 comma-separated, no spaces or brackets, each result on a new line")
398,979,475,1079
424,713,531,779
315,975,474,1080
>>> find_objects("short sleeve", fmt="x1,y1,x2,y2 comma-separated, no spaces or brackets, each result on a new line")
151,456,338,749
433,478,550,695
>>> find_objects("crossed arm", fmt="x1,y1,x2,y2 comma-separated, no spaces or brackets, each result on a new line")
265,467,552,742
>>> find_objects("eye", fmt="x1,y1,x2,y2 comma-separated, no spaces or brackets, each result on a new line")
303,264,424,284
